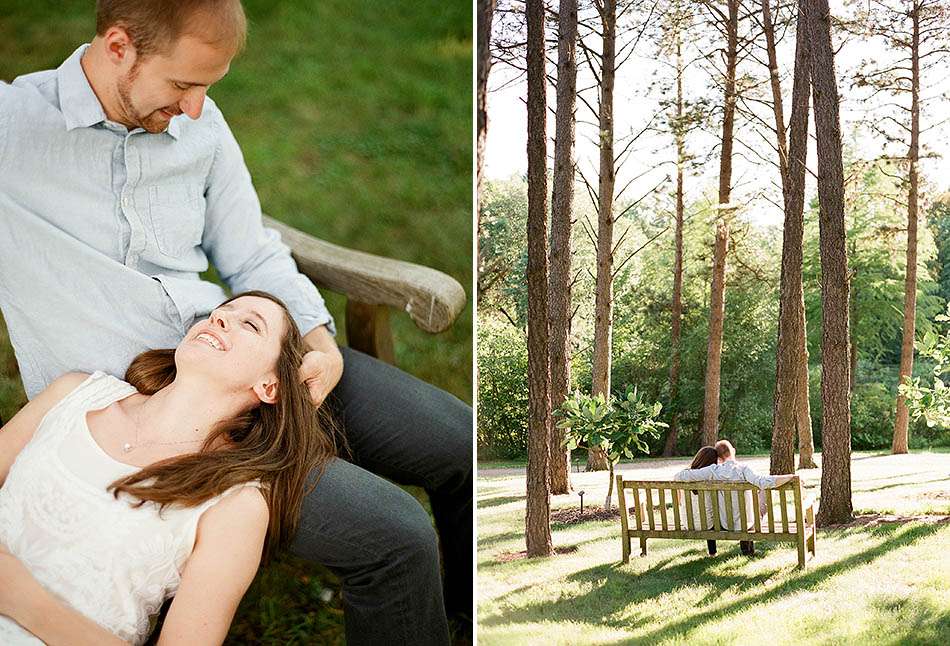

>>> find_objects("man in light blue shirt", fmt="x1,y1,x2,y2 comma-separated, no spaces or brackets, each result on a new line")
0,1,470,643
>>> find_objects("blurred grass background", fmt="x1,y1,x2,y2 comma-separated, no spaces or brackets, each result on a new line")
0,0,472,642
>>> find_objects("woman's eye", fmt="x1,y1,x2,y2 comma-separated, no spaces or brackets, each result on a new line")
174,83,189,90
245,320,259,332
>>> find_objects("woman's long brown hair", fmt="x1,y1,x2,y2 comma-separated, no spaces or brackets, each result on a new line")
109,290,337,560
688,446,718,496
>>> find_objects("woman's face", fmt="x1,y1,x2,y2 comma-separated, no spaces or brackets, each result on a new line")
176,295,289,403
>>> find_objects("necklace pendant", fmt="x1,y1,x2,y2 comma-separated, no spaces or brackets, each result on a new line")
123,442,133,453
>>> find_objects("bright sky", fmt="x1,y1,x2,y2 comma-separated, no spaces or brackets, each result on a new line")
483,1,950,229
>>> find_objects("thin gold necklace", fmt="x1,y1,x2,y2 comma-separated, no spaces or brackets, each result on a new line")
122,403,205,453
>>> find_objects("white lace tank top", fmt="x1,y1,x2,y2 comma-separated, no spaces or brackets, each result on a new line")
0,371,259,645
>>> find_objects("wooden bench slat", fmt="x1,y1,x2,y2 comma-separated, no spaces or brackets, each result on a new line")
766,489,775,533
737,490,748,533
672,490,681,531
710,491,722,531
659,488,669,531
685,491,695,531
753,490,762,534
723,491,735,531
780,489,790,533
631,487,643,531
646,488,656,531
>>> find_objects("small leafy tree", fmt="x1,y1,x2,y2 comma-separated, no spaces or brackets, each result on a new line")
899,308,950,429
555,386,666,510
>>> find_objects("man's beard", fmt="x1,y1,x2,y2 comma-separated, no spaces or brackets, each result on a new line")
116,66,173,134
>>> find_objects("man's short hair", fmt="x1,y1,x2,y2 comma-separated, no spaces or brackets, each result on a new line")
715,439,735,460
96,0,247,58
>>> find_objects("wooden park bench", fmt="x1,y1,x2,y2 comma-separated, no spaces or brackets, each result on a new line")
615,475,817,569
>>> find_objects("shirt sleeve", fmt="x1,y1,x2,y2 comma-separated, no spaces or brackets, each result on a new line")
201,105,336,337
739,464,778,490
673,464,718,482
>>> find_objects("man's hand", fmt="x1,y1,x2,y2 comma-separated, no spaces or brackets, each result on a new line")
300,349,344,407
300,324,344,407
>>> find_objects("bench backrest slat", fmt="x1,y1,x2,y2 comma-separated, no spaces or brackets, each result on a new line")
685,490,696,531
753,492,762,533
658,488,669,531
766,489,775,533
736,490,748,532
645,488,656,530
631,487,643,531
779,489,790,533
710,490,722,531
723,491,735,531
672,490,682,531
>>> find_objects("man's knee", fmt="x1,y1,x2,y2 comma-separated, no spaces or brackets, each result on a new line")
387,493,440,567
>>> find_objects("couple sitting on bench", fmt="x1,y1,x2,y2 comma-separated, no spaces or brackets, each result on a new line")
673,440,795,557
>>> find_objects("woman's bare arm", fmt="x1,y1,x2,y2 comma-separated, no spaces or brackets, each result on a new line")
0,372,88,486
0,545,129,645
157,485,269,645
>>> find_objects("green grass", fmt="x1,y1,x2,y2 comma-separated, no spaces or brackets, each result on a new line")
1,2,471,643
478,451,950,645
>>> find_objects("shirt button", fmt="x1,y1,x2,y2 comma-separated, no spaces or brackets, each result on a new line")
122,196,131,207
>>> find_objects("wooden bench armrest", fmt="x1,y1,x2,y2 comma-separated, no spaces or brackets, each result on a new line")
263,215,466,334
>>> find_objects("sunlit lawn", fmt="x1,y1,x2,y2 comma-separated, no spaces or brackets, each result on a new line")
477,452,950,645
1,1,471,643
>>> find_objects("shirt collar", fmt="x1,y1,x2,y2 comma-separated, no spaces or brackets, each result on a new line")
56,43,182,140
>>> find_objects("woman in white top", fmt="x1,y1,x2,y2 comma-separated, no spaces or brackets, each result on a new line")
0,290,336,645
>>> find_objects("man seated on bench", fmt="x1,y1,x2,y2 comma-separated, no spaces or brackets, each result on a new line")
674,440,794,556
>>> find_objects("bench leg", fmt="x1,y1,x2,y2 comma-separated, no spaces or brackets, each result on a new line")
622,533,630,564
639,537,647,556
796,535,806,569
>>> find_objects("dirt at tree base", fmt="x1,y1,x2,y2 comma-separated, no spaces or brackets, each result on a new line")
549,505,628,524
495,544,579,563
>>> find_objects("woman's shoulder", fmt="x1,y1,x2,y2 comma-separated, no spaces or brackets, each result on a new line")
199,485,268,533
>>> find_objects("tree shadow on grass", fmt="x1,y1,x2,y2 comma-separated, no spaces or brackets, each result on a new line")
480,521,945,640
477,494,526,509
853,477,950,494
866,596,950,645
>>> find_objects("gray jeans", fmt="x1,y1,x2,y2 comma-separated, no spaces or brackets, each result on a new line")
291,347,472,646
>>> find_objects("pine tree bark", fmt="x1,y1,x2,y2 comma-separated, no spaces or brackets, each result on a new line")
477,0,495,211
701,0,739,447
805,0,852,526
525,0,553,557
893,6,921,455
549,0,578,493
768,0,814,474
589,0,617,472
663,21,686,458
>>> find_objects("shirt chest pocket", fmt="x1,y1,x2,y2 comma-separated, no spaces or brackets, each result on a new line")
146,184,206,257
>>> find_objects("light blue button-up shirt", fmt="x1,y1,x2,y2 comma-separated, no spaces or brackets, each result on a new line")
0,45,335,399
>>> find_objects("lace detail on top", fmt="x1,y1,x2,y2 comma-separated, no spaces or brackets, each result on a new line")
0,371,259,645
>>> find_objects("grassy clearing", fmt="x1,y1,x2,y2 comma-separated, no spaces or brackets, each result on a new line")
478,452,950,645
2,2,471,643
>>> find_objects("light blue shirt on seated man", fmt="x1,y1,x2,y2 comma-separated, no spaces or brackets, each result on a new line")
0,44,335,399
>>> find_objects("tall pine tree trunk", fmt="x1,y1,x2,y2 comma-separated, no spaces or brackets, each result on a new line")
525,0,553,557
768,0,814,473
663,22,686,458
893,7,920,455
549,0,578,493
701,0,738,447
806,0,852,526
589,0,617,472
476,0,495,211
